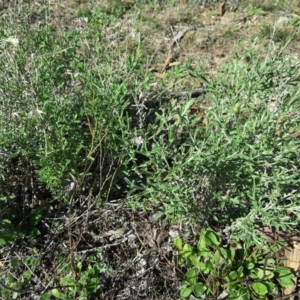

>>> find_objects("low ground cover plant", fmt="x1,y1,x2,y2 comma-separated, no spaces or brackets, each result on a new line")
0,0,300,299
174,229,294,299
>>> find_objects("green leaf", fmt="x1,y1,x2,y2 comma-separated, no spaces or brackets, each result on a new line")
214,250,224,264
174,236,183,250
40,293,51,300
10,257,20,268
277,276,295,288
246,262,255,270
275,266,295,287
182,244,193,258
0,219,13,229
180,286,193,298
265,257,275,267
237,266,244,279
61,276,75,286
0,232,17,245
228,271,237,281
52,289,61,297
180,99,196,117
193,282,207,297
24,270,32,279
263,280,275,291
7,273,15,283
220,248,228,259
250,268,264,280
252,282,268,296
205,261,214,272
270,240,286,252
86,277,98,292
229,288,250,300
184,268,197,285
194,261,207,271
227,248,235,262
275,266,294,276
32,247,39,255
197,235,206,252
264,270,274,279
204,230,221,247
186,254,199,267
29,202,50,227
200,250,213,259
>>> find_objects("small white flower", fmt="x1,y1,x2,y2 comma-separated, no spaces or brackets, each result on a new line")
134,136,144,145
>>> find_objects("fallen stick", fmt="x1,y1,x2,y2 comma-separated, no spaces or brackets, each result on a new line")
170,27,197,48
170,88,206,100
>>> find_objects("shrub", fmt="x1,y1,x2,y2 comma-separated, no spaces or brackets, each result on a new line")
126,45,300,245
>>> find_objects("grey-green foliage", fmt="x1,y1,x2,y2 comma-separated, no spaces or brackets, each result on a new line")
0,11,137,196
1,28,88,189
127,45,300,244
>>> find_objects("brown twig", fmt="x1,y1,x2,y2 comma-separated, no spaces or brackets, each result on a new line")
170,27,197,48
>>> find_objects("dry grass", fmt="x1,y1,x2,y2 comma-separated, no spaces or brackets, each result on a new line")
12,0,299,90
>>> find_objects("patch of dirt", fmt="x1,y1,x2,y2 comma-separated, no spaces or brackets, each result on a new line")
1,189,197,299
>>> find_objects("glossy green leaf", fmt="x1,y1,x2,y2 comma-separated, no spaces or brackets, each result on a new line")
237,266,244,279
195,261,207,271
264,270,274,279
227,248,235,262
52,289,61,297
252,282,268,295
250,268,264,280
197,235,206,252
184,268,197,285
204,230,221,247
275,266,294,276
220,248,228,259
277,276,295,287
0,219,13,229
206,261,214,272
214,250,224,264
187,254,199,267
193,282,207,297
182,244,193,258
174,236,183,250
200,250,213,259
229,288,250,300
263,280,275,291
266,257,275,267
246,262,255,270
228,271,237,281
180,286,193,298
275,267,295,287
